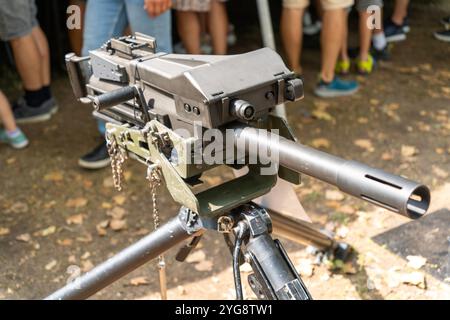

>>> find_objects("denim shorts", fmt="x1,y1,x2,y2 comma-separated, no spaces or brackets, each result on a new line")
0,0,38,41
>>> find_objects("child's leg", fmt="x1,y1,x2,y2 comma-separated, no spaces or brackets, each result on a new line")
359,10,372,61
176,11,202,54
339,9,350,62
208,0,228,55
0,91,17,132
392,0,409,25
281,1,307,74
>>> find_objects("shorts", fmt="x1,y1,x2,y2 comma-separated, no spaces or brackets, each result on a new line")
173,0,228,12
283,0,354,10
356,0,383,11
0,0,38,41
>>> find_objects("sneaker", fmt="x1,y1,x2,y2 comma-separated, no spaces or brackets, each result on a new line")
402,17,410,33
78,140,111,169
357,55,375,74
434,29,450,42
13,97,58,124
0,129,29,149
440,16,450,29
370,45,390,61
384,20,407,42
335,59,351,75
314,77,359,98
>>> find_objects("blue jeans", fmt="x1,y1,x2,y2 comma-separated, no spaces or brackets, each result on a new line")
82,0,172,135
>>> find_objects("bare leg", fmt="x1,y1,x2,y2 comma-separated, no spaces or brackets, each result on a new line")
10,33,44,90
359,11,372,61
31,26,51,87
391,0,409,25
208,0,228,55
176,11,201,54
0,91,17,132
281,8,304,74
339,10,350,62
320,8,345,82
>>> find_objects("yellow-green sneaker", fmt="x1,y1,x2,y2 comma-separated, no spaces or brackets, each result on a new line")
335,59,350,75
357,55,375,74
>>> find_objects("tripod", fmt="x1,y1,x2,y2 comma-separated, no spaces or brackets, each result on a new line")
46,202,350,300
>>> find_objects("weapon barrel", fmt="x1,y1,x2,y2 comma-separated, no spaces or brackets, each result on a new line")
232,125,430,219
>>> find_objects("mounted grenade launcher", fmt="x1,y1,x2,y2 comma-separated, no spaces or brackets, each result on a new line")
47,33,430,300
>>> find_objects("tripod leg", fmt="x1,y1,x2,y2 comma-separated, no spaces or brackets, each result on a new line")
45,209,202,300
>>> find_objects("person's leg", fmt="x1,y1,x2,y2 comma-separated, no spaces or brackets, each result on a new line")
315,0,358,98
391,0,409,26
125,0,172,53
320,8,346,82
336,8,350,75
208,0,228,54
79,0,128,169
0,91,29,149
2,0,56,122
281,0,308,74
176,11,202,54
9,34,43,91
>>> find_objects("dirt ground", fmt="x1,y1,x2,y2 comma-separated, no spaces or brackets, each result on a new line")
0,5,449,300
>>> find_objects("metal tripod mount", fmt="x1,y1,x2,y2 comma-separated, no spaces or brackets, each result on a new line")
52,33,431,300
46,203,313,300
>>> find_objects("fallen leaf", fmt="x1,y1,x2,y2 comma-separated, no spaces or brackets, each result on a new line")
7,202,29,214
83,179,93,189
357,117,368,124
107,207,127,220
113,195,126,205
45,260,57,271
103,177,114,188
65,197,88,208
381,152,394,161
96,220,109,236
194,260,214,272
312,109,335,123
16,233,31,242
354,139,374,152
81,260,94,272
406,255,427,270
57,238,73,246
6,157,16,165
81,252,91,260
311,138,330,149
66,214,84,225
101,202,112,209
370,99,380,106
432,166,448,179
130,277,149,286
44,171,64,182
325,190,345,201
35,226,56,237
0,227,10,236
401,145,418,157
76,233,93,243
110,219,127,231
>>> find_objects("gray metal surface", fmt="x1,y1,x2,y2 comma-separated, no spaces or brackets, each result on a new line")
232,125,430,219
45,216,193,300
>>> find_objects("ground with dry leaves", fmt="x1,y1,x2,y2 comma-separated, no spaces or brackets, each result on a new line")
0,4,449,300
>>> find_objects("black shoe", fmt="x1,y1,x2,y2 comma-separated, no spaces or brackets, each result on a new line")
370,45,390,61
78,140,111,170
384,20,407,42
13,96,58,124
441,16,450,29
434,29,450,42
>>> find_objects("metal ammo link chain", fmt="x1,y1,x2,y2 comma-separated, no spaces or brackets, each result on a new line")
106,135,126,192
